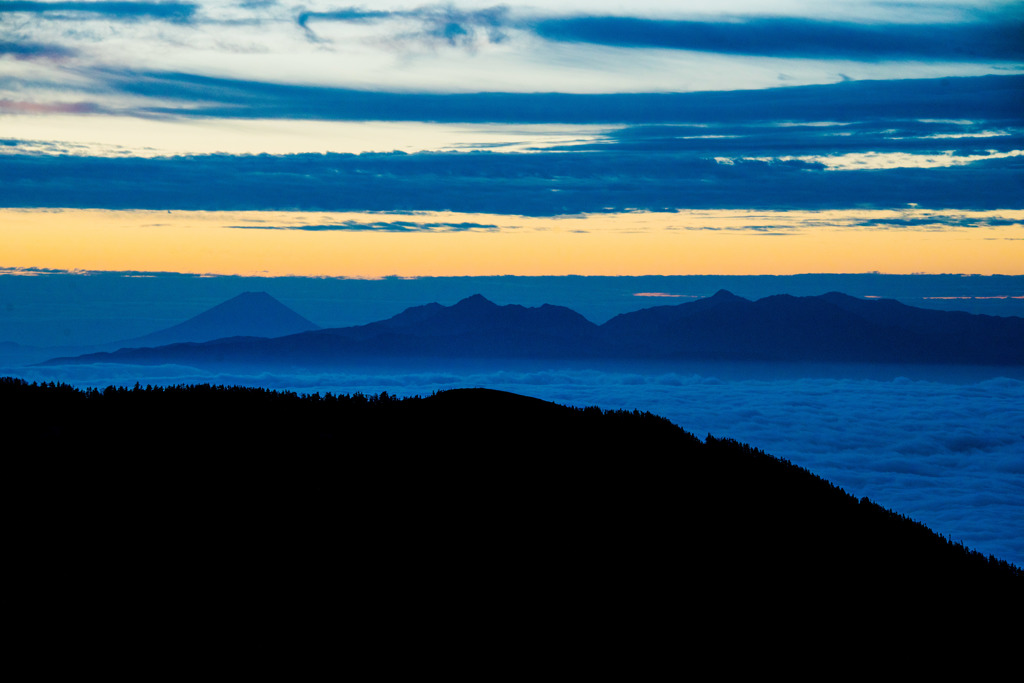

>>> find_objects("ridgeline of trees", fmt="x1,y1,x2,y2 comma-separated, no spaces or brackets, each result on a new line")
4,376,1019,613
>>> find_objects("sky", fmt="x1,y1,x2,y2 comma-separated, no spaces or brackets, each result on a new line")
1,0,1022,279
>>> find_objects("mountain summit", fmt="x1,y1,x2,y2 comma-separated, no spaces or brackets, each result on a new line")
123,291,320,347
315,294,599,356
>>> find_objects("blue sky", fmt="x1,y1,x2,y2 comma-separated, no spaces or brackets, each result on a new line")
1,2,1020,245
2,1,1021,161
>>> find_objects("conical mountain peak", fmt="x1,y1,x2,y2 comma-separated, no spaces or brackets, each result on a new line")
453,294,498,309
123,291,319,347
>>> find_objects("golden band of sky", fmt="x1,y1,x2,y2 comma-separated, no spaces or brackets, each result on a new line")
2,208,1021,277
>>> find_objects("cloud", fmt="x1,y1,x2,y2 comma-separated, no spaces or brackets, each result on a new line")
597,119,1024,158
0,1,198,22
296,4,512,49
227,220,500,232
724,150,1024,171
532,14,1024,61
0,39,75,60
2,145,1021,213
633,292,689,298
857,215,1024,229
280,5,1024,63
2,74,1019,213
106,71,1023,125
3,2,1021,104
0,99,102,114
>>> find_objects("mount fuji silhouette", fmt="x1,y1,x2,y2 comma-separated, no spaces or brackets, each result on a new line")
119,291,319,348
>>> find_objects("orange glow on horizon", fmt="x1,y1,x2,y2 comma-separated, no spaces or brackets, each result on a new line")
1,208,1021,277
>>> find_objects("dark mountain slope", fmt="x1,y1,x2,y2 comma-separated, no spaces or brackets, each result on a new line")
4,377,1019,594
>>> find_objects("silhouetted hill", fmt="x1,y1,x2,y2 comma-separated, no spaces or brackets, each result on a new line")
40,291,1024,367
42,294,603,366
120,291,319,347
4,377,1018,604
601,289,1024,363
311,292,599,356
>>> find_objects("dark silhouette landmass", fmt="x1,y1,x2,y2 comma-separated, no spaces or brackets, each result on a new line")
4,376,1019,598
41,290,1024,367
0,291,321,366
118,291,320,347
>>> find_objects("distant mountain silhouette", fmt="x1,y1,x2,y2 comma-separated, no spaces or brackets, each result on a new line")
602,289,1024,364
117,291,320,348
41,291,1024,367
312,292,599,357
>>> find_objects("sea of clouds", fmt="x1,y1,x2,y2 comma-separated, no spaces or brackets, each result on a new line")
9,361,1022,568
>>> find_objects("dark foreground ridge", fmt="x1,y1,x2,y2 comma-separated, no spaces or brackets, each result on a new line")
6,376,1019,605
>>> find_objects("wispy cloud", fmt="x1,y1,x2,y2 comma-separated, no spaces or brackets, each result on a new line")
0,99,103,114
0,1,198,22
0,39,75,59
227,220,500,232
532,13,1024,61
633,292,689,298
289,4,1024,62
719,149,1024,171
98,71,1024,124
297,4,512,49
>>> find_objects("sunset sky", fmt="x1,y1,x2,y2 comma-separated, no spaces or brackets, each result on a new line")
1,0,1021,278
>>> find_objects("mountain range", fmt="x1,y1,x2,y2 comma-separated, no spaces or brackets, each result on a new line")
40,290,1024,368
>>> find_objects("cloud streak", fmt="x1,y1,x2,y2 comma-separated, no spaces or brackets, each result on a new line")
533,13,1024,61
0,39,74,59
3,145,1020,213
297,5,511,48
0,1,198,21
290,4,1024,62
103,72,1023,124
227,220,500,232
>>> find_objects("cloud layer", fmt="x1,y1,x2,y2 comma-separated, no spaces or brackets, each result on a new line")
533,14,1024,60
2,2,1020,219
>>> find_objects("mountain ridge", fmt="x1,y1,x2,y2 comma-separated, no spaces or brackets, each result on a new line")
39,291,1024,367
4,377,1019,589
